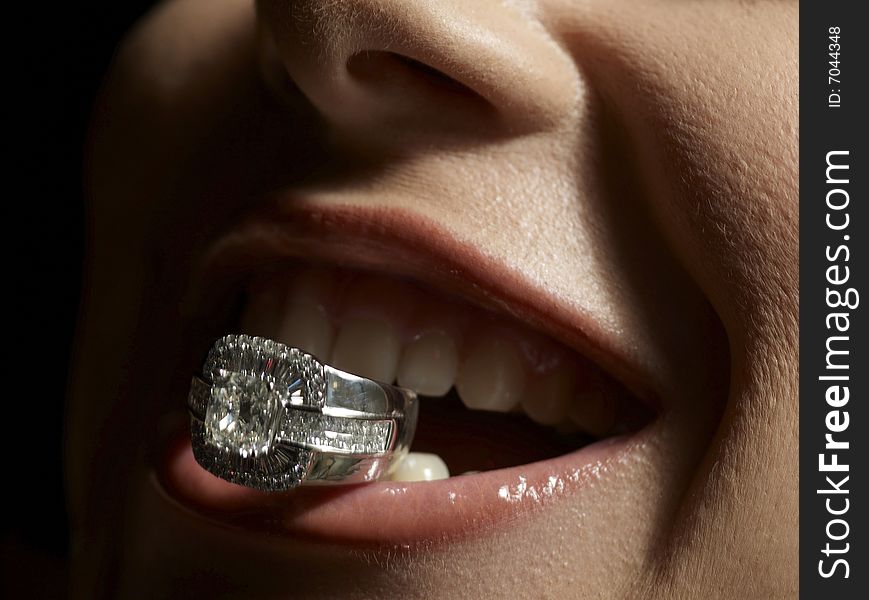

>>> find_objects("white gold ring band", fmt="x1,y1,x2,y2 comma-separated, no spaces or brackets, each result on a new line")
188,334,418,491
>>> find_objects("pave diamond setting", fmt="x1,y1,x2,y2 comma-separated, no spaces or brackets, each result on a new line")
280,410,393,455
203,334,324,409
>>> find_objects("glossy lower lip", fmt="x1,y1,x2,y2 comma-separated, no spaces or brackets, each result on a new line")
160,428,645,546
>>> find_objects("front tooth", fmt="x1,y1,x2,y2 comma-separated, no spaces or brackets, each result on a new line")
241,268,334,340
276,299,334,360
330,313,401,382
390,452,450,482
456,332,526,412
521,365,575,426
567,388,616,437
397,329,458,396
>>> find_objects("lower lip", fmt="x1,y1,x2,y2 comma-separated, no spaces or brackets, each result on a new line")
160,431,640,546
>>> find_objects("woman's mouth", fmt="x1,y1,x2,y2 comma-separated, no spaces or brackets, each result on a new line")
160,202,657,546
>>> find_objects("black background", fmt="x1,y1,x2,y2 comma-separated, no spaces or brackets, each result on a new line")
5,3,154,596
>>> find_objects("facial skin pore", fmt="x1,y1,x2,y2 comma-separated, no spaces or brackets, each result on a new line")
74,0,797,597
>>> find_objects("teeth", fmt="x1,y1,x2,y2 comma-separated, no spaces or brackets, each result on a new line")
330,312,402,383
277,299,334,360
567,389,616,437
390,452,450,482
397,329,458,396
245,269,336,359
455,332,526,412
241,269,624,436
521,365,575,426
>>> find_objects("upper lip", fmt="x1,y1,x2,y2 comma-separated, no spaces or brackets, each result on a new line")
190,195,661,409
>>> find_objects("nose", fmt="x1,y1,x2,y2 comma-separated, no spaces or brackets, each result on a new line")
257,0,576,147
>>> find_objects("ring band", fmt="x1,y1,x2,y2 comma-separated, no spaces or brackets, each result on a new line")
188,334,418,491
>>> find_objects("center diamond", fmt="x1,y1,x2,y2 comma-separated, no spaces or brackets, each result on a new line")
205,372,280,456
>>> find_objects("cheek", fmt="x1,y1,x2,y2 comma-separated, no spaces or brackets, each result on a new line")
554,0,798,341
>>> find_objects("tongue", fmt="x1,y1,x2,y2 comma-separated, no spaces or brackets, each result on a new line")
410,391,592,474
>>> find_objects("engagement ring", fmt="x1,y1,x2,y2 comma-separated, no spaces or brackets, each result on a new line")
188,334,418,491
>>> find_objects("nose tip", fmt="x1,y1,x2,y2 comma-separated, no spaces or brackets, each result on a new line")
257,0,576,146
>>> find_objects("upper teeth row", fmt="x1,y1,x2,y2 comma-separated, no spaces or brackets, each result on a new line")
240,267,616,437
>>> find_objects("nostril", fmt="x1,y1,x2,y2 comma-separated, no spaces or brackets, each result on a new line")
258,0,576,145
390,55,472,96
345,50,494,113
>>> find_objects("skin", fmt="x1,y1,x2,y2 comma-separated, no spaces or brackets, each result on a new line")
73,0,797,597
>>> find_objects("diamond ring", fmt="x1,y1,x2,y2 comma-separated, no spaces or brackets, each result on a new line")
187,334,418,491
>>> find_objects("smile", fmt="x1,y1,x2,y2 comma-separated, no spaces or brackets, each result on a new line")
161,200,657,546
